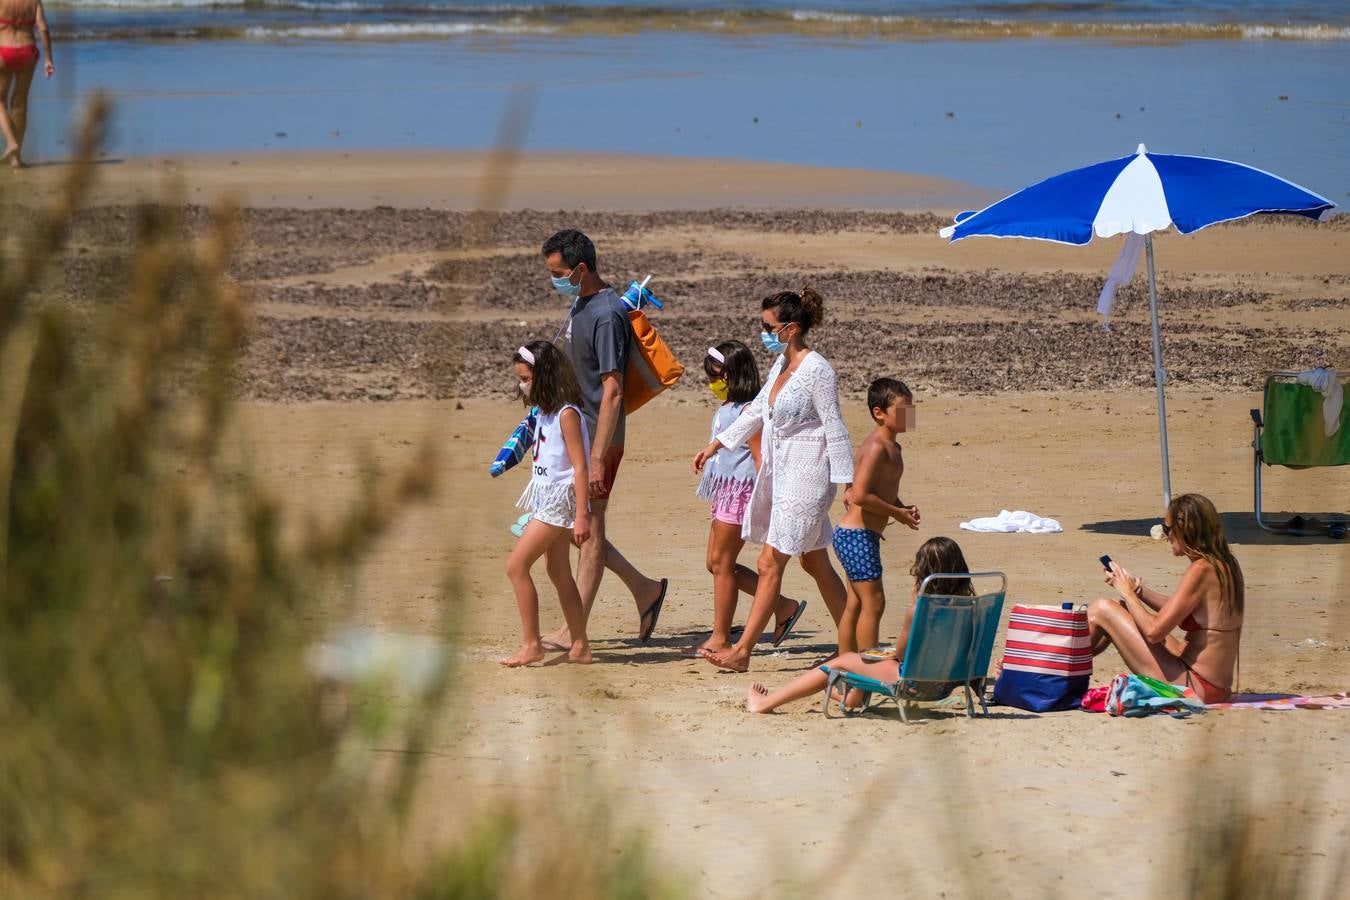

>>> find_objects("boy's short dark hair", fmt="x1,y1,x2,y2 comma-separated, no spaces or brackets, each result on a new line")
867,377,912,415
541,229,598,272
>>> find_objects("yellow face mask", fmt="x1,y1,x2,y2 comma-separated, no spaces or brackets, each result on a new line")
709,378,729,401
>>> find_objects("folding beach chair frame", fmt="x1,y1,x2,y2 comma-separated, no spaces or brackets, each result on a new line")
1250,372,1350,539
822,572,1006,723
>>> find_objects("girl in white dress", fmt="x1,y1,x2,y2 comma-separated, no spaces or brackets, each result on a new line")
503,341,593,667
692,289,855,673
689,341,805,658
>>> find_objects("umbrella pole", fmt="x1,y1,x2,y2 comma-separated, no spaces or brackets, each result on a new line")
1146,234,1173,507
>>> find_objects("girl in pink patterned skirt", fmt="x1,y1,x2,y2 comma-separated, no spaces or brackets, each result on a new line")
688,341,805,657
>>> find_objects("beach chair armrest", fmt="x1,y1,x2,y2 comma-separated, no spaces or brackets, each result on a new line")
821,667,899,718
1249,408,1262,427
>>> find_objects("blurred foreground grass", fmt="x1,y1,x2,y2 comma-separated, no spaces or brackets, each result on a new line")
0,100,678,900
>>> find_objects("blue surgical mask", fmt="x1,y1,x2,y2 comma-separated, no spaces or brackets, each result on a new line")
760,323,789,354
551,265,582,297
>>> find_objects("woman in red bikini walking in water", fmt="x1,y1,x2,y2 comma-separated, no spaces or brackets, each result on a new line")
1088,493,1243,703
0,0,54,168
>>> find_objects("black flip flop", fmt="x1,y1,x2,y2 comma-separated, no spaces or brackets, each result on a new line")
638,578,668,643
770,600,808,647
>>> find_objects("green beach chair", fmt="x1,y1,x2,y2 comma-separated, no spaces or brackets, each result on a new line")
1250,372,1350,539
822,572,1006,723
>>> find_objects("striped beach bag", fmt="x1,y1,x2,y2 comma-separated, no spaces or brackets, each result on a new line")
992,603,1093,712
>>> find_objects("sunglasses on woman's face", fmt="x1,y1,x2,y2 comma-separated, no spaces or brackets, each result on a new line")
761,321,785,333
1161,522,1173,537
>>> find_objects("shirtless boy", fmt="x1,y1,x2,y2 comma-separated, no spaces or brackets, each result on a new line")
832,377,919,655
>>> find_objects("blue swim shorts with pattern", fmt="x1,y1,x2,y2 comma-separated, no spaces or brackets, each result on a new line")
831,526,883,583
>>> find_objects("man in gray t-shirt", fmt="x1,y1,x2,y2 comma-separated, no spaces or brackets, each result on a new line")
565,284,632,449
540,230,667,650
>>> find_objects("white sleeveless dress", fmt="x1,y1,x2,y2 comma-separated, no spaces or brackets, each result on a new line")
516,404,591,529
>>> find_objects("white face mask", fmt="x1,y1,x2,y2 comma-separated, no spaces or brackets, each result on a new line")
519,380,532,398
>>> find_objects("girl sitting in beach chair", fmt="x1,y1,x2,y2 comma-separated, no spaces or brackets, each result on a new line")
745,537,974,713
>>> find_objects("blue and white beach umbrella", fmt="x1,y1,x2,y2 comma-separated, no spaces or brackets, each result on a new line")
940,144,1334,505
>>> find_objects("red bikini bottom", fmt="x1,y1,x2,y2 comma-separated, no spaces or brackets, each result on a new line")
0,45,37,72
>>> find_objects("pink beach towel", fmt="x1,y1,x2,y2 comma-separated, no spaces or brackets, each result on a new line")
1207,692,1350,710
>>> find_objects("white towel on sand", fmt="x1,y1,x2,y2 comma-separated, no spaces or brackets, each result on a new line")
1295,367,1343,436
959,510,1063,534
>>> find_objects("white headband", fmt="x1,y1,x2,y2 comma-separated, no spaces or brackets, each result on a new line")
516,346,535,366
706,347,725,364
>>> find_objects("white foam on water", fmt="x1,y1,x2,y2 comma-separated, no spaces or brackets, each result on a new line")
243,21,556,40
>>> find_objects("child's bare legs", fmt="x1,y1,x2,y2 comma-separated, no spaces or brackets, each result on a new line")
542,493,665,648
502,518,566,667
799,547,848,627
698,520,800,654
853,579,886,651
545,535,591,664
705,544,790,672
746,653,900,713
837,581,862,655
701,520,744,652
842,579,886,708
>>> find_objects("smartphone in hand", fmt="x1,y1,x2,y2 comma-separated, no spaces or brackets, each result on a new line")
1099,554,1113,571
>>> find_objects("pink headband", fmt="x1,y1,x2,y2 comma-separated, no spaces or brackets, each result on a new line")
706,347,725,364
517,346,535,366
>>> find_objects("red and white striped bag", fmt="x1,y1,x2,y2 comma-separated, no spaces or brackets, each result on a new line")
992,604,1093,711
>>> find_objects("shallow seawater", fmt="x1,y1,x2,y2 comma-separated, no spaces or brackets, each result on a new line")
24,30,1350,202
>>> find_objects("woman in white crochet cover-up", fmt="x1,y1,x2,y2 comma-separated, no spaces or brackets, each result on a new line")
692,288,855,673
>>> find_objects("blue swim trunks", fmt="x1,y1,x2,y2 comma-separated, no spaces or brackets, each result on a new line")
832,526,883,582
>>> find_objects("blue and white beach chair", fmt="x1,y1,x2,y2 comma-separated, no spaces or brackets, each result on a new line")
822,572,1006,723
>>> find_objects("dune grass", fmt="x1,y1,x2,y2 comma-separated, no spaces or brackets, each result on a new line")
0,98,680,900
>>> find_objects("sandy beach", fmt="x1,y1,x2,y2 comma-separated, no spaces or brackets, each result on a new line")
24,149,1346,895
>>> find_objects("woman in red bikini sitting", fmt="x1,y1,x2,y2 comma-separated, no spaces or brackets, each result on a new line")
0,0,54,168
1088,492,1243,704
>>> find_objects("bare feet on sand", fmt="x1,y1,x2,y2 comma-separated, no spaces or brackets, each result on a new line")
683,638,732,658
540,631,570,652
700,646,749,673
500,642,546,667
745,683,773,713
540,576,668,649
1,146,19,168
543,643,594,665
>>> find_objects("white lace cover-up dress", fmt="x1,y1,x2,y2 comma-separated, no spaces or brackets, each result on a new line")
714,351,854,555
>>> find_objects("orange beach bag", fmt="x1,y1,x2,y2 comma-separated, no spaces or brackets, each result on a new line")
624,308,683,414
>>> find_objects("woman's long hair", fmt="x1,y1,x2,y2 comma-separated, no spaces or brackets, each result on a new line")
512,340,580,416
910,536,975,597
1168,493,1243,616
703,340,761,405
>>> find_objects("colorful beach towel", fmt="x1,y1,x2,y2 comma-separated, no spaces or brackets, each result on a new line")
1207,691,1350,710
490,407,538,477
1105,673,1205,718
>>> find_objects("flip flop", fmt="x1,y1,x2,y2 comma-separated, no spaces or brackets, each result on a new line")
769,600,808,647
540,639,568,652
510,513,533,538
638,577,668,643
